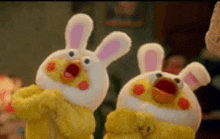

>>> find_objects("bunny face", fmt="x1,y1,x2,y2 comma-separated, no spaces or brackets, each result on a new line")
117,43,211,131
35,14,131,111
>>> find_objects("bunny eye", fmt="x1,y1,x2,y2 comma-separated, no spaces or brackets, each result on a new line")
174,78,180,83
174,78,183,89
82,56,94,68
152,72,163,83
156,73,162,78
69,51,74,57
67,50,79,60
84,58,90,64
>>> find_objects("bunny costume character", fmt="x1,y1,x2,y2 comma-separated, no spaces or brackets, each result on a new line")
104,43,211,139
12,14,131,139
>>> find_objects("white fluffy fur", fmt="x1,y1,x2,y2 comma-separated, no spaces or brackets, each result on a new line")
137,43,164,73
179,62,211,91
36,49,108,111
116,43,211,131
94,31,132,67
35,13,131,111
65,13,93,50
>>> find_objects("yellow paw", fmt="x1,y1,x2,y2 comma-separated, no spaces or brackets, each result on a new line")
105,108,140,134
136,112,156,137
41,90,64,111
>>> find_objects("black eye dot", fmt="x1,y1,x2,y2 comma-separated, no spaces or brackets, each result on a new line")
69,51,74,57
156,73,162,78
84,58,90,64
174,78,180,83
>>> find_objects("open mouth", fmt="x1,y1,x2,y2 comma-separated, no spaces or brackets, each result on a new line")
152,78,178,103
64,64,80,79
154,79,178,96
62,63,81,84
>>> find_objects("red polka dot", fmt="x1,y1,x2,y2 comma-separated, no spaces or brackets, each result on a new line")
133,84,145,95
78,81,89,90
178,98,190,110
47,62,56,72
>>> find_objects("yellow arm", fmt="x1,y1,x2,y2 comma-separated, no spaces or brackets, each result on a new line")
105,108,195,139
153,122,196,139
12,84,46,120
55,101,96,139
136,112,156,137
105,108,142,134
136,111,195,139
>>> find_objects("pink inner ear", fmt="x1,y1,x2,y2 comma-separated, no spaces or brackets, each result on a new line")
145,51,158,72
98,41,121,60
71,24,84,49
184,73,199,87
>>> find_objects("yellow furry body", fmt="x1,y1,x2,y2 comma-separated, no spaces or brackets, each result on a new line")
130,79,191,110
12,84,95,139
104,109,195,139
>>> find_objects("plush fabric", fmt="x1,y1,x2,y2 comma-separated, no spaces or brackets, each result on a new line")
13,84,95,139
105,43,211,139
35,14,131,111
129,79,189,110
12,13,131,139
104,109,195,139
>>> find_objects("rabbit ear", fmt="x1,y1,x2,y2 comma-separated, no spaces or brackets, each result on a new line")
65,13,93,50
178,62,211,91
94,31,131,67
137,43,164,73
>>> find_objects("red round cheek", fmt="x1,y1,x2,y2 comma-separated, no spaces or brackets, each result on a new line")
178,98,190,110
78,81,89,90
133,84,145,95
47,62,56,72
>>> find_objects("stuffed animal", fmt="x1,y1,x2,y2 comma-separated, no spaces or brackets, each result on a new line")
12,13,131,139
205,2,220,56
104,43,211,139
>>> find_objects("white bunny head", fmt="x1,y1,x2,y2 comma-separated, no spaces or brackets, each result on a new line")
35,13,131,111
117,43,210,131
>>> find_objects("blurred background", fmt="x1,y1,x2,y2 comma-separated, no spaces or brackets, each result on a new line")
1,2,220,139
